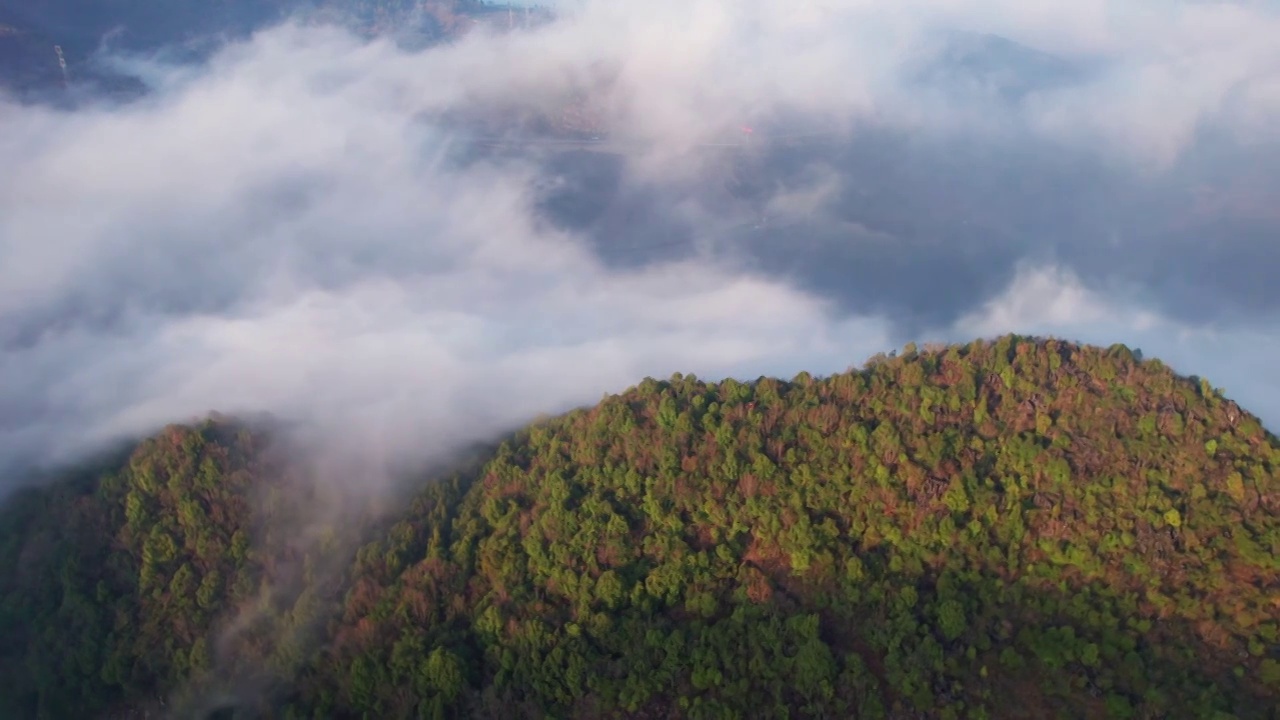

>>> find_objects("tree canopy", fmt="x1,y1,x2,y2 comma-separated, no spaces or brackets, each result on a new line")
2,335,1277,719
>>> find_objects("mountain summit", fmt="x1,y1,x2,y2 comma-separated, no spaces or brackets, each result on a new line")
2,336,1277,718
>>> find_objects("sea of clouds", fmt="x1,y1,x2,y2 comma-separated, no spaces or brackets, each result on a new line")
2,0,1279,492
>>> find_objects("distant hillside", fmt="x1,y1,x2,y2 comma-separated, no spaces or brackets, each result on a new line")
0,0,505,96
1,336,1277,719
910,31,1089,102
0,13,63,92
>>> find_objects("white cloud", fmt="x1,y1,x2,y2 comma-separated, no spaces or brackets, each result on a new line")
0,22,900,483
954,265,1158,335
3,0,1279,487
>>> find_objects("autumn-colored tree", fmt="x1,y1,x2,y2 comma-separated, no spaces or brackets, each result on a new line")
2,336,1278,719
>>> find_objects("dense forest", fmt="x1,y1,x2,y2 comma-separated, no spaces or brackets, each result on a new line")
1,336,1278,719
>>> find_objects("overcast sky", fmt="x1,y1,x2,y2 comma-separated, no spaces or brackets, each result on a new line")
1,0,1278,491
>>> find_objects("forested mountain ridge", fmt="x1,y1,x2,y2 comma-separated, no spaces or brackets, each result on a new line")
1,335,1278,719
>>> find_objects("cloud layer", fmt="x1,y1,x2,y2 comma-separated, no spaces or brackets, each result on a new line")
2,0,1279,491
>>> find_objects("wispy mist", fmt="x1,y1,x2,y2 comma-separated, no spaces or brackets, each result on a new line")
2,0,1279,492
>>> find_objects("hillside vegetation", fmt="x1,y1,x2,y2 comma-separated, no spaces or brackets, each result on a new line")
1,336,1278,719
